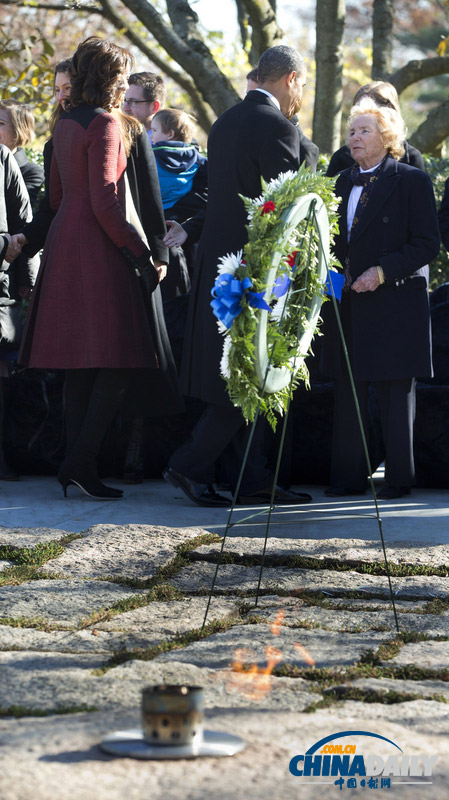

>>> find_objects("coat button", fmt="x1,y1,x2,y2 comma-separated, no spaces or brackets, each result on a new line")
382,216,389,222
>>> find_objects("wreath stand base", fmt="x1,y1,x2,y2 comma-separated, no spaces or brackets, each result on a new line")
203,195,401,636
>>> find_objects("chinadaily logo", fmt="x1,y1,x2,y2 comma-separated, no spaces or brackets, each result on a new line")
289,730,438,791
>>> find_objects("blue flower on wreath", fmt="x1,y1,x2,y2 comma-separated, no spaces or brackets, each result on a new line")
211,273,271,330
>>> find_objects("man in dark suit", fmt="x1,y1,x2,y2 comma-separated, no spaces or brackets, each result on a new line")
245,66,319,172
164,45,314,506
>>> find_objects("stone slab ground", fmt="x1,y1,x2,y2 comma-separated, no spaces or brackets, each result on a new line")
0,523,448,799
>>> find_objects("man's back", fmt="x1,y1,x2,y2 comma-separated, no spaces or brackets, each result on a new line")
200,90,300,259
182,90,300,405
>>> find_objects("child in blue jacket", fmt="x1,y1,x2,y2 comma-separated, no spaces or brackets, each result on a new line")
151,109,207,220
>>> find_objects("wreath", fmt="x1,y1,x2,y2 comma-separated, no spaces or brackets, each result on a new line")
211,165,341,430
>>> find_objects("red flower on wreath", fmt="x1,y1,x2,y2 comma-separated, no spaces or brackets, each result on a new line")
260,200,276,215
286,250,299,268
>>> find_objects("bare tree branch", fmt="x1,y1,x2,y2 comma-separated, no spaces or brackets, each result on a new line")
99,0,215,131
390,56,449,94
123,0,240,114
408,98,449,155
0,0,100,13
0,0,224,129
240,0,283,63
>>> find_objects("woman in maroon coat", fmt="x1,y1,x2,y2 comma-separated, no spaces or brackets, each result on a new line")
19,37,167,499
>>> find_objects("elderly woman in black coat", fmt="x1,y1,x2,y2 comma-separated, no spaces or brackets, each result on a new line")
322,97,440,500
327,81,424,177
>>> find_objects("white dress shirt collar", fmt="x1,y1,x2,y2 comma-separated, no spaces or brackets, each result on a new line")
253,88,281,111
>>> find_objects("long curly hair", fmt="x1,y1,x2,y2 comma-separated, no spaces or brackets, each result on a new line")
70,37,133,112
49,58,72,136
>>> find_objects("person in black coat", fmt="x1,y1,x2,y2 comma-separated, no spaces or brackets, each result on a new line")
0,100,45,207
164,45,314,507
0,144,34,479
326,81,424,177
246,66,319,172
0,100,42,317
322,97,440,500
438,177,449,251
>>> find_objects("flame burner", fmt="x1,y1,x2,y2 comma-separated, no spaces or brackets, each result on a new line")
141,684,204,747
100,685,246,760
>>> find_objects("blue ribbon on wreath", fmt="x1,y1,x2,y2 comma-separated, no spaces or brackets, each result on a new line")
211,274,271,329
272,273,291,298
272,270,345,301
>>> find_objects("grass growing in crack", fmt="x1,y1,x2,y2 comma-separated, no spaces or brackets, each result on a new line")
0,534,82,567
0,534,82,586
96,532,223,591
78,583,190,629
0,615,54,632
275,661,449,684
360,632,449,668
290,619,323,630
92,615,241,675
420,597,449,615
274,631,449,687
0,566,66,587
191,550,449,578
0,704,98,718
302,686,448,712
323,686,449,705
360,640,403,665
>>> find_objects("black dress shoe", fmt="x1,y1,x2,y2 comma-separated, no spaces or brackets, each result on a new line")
324,486,366,497
377,485,411,500
237,485,312,505
163,467,230,507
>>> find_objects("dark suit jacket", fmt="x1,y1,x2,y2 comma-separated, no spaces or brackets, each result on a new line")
13,148,44,208
0,144,32,305
293,120,319,172
438,177,449,252
181,90,302,405
327,141,424,177
322,156,440,381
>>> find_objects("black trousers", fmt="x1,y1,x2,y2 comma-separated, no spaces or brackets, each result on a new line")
63,368,130,466
330,373,416,490
169,402,272,494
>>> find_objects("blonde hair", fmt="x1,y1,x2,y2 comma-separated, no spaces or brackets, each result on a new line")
346,97,406,160
353,81,401,114
0,99,36,148
153,108,196,143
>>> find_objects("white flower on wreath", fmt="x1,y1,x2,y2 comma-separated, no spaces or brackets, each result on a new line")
217,249,244,276
266,171,297,194
220,335,232,378
271,293,287,323
246,171,298,222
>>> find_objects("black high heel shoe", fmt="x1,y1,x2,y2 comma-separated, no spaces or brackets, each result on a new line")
58,461,123,500
60,477,123,499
